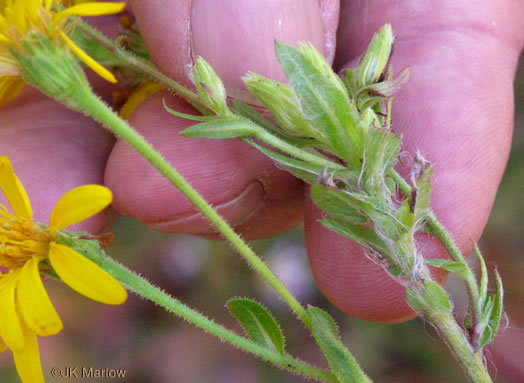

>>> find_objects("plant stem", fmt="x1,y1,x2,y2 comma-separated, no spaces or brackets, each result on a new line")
75,88,312,330
255,130,345,170
423,305,492,383
390,169,482,322
81,249,337,382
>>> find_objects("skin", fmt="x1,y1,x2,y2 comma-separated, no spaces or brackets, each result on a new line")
1,0,523,326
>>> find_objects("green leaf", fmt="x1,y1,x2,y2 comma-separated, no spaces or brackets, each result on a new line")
275,41,362,166
246,140,336,183
227,298,285,355
361,67,410,98
477,270,504,350
231,100,313,148
180,117,258,139
311,183,367,224
163,98,215,122
320,218,390,258
231,99,280,134
412,158,433,221
395,200,415,228
362,127,401,198
473,243,488,306
308,307,371,383
406,281,451,315
424,259,469,279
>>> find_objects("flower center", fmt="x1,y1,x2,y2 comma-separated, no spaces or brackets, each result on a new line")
0,215,51,269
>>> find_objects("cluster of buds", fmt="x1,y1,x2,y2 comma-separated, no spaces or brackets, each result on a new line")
176,24,503,354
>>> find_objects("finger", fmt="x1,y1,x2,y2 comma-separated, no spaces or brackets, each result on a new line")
129,0,339,87
0,88,114,233
305,0,524,322
108,0,339,238
105,92,304,238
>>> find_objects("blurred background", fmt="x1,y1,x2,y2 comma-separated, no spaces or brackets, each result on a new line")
0,49,522,383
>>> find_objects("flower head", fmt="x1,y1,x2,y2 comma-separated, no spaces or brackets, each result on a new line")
0,0,125,106
0,156,127,383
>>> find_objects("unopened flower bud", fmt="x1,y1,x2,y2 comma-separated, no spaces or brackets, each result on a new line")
193,57,230,117
243,72,313,137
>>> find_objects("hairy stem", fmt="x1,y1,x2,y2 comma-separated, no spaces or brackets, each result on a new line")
423,305,492,383
73,87,312,330
76,246,337,382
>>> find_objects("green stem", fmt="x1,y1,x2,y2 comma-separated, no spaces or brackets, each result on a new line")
390,170,482,323
255,130,346,170
112,37,205,109
75,87,312,330
82,250,337,382
423,306,492,383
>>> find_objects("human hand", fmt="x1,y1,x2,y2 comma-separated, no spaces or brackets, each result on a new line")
2,0,523,324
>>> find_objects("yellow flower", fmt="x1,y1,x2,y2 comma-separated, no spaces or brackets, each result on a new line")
0,156,127,383
0,0,125,107
119,81,166,119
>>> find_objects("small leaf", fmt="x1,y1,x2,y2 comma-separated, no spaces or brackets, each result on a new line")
308,306,371,383
424,259,469,279
473,243,488,306
362,67,410,98
362,127,401,198
275,41,362,166
231,99,280,135
395,200,415,228
311,183,367,223
320,218,392,261
406,280,452,315
163,98,214,122
477,270,504,350
412,156,433,221
246,140,335,183
228,298,285,355
232,100,312,148
180,118,258,139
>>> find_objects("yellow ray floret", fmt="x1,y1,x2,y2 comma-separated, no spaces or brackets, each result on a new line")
0,156,127,383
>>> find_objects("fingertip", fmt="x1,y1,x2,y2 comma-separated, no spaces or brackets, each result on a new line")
105,92,304,239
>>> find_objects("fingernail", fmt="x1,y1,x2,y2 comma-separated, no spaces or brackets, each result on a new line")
190,0,326,91
147,181,266,233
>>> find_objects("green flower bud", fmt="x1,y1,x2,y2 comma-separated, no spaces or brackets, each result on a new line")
243,72,313,137
11,32,91,110
193,57,230,117
353,24,394,90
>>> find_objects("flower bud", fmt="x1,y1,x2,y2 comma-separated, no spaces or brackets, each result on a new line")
11,32,91,109
193,57,230,117
243,72,313,137
353,24,394,89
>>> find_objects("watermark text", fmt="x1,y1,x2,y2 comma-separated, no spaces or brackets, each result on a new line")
50,367,126,379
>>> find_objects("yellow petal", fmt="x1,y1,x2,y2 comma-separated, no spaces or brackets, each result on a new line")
60,2,126,17
0,156,33,219
12,321,44,383
0,271,25,351
49,184,112,232
0,338,6,352
59,31,117,83
49,242,127,305
0,77,25,107
18,257,63,336
119,82,166,119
